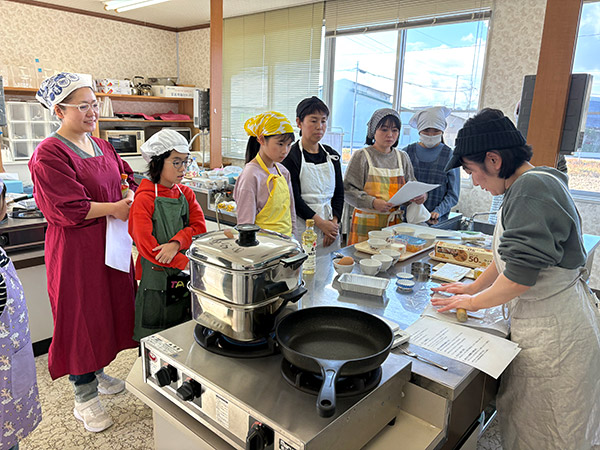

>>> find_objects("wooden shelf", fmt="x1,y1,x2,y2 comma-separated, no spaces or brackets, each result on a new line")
2,86,201,151
3,87,39,95
99,118,193,123
3,87,191,103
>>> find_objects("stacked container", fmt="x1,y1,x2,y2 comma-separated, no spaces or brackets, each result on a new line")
0,101,60,160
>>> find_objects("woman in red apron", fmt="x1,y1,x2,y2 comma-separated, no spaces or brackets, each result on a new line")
432,109,600,450
30,72,138,433
343,108,426,245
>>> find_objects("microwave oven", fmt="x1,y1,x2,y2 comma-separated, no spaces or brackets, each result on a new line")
144,126,192,143
101,129,145,154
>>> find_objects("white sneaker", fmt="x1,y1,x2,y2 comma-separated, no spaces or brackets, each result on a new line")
97,372,125,395
73,397,114,433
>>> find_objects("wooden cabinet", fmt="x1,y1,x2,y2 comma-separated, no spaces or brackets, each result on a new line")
2,87,201,151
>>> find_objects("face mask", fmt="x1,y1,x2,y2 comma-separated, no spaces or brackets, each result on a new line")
420,134,442,148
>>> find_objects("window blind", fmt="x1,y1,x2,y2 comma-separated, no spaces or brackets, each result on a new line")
325,0,492,35
222,3,324,159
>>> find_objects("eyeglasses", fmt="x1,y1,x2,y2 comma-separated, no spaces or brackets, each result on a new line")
169,159,191,170
59,102,100,113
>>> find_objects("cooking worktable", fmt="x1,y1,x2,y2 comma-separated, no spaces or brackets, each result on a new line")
300,232,600,449
125,232,600,450
301,246,495,449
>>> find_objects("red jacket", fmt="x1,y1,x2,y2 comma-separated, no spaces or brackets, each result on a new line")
129,178,207,278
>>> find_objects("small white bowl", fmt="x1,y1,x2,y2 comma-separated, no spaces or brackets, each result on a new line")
368,229,394,242
333,258,355,275
390,242,406,255
371,254,393,271
396,272,414,282
367,238,387,250
393,225,415,236
380,248,401,264
360,258,382,275
416,233,436,247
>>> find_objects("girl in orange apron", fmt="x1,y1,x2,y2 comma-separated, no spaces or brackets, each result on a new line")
344,108,425,245
233,111,297,236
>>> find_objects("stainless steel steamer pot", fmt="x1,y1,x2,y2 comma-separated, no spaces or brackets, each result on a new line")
187,224,307,341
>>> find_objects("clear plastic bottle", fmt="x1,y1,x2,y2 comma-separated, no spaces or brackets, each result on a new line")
302,219,317,275
120,173,130,198
186,157,201,178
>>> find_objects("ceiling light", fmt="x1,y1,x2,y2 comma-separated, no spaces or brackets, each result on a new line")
104,0,140,10
104,0,169,12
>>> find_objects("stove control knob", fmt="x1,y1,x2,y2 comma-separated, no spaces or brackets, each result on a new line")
246,421,274,450
155,365,178,387
176,379,202,402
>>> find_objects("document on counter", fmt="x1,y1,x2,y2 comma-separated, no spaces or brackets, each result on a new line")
405,316,521,379
388,181,439,206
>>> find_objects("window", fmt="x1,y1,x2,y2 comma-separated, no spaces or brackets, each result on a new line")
400,20,488,148
330,31,398,160
221,3,323,159
566,1,600,195
324,2,490,163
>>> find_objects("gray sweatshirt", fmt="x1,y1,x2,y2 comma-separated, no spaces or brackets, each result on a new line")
343,146,416,210
499,167,586,286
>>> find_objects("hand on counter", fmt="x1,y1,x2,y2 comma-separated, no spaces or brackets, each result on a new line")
430,282,479,312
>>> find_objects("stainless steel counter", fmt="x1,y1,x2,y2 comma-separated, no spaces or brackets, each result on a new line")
298,247,483,402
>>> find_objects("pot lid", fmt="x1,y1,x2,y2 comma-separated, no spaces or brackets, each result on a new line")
188,224,303,271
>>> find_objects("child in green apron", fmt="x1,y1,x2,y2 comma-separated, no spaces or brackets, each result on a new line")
129,129,207,341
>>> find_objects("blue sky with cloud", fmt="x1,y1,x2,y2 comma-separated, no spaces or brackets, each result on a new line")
333,20,488,110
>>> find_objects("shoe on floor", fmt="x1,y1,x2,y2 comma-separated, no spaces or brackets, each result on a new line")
97,372,125,395
73,397,114,433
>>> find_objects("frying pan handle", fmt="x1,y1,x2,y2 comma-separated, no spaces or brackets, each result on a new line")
317,360,346,418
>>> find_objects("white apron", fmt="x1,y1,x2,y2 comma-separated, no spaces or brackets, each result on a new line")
493,170,600,450
295,141,341,255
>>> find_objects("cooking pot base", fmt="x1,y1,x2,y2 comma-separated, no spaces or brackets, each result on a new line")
193,324,279,358
281,359,382,397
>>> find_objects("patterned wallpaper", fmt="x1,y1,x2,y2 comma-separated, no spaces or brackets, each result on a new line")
464,0,600,289
178,28,211,88
2,1,599,287
0,2,177,83
480,0,548,117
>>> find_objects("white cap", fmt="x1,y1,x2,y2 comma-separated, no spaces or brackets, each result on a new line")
140,128,190,162
409,106,451,133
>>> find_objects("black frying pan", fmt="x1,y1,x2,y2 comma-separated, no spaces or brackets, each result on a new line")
276,306,393,417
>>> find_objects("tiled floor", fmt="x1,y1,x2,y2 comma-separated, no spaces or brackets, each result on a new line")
20,349,154,450
20,348,502,450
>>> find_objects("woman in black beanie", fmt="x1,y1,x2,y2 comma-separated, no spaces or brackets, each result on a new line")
431,108,600,450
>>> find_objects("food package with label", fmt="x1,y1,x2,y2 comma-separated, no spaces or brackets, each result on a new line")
96,86,133,95
96,78,132,88
150,85,195,98
393,234,426,253
433,241,493,268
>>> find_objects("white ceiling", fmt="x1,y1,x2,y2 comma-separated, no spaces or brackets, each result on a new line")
30,0,323,29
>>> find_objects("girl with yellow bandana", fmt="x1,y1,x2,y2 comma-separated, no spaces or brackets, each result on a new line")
233,111,297,236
